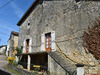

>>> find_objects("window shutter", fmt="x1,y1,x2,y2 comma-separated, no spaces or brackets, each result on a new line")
23,40,26,53
41,34,45,51
51,31,55,51
29,38,32,53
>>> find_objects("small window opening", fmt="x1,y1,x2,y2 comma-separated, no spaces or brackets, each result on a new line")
75,0,80,2
28,23,30,26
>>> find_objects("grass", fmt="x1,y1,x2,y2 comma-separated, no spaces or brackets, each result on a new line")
6,65,23,75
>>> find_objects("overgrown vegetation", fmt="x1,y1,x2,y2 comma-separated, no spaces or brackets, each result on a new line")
83,17,100,60
7,57,16,64
6,65,23,75
15,47,22,54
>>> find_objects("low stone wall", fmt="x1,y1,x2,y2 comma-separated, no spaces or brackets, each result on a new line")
8,64,34,75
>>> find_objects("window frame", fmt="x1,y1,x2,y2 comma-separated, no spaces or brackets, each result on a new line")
41,31,55,52
45,33,51,51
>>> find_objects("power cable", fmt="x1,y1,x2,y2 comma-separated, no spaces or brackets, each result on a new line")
0,0,13,10
0,32,9,36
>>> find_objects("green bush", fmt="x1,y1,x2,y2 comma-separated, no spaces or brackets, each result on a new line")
15,47,22,54
12,62,18,66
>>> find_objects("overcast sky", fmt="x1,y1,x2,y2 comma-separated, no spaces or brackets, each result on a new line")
0,0,34,45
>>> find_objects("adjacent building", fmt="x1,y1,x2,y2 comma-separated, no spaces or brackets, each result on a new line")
0,45,7,54
17,0,100,75
6,31,19,57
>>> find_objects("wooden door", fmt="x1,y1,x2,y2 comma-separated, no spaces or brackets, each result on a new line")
26,39,29,53
91,74,100,75
8,51,9,56
45,33,51,51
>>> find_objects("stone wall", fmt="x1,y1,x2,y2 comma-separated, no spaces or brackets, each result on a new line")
0,46,6,54
9,35,14,57
14,36,18,49
48,55,67,75
8,64,34,75
12,36,18,56
18,0,100,74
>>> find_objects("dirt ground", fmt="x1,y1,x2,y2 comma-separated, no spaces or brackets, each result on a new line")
0,54,14,75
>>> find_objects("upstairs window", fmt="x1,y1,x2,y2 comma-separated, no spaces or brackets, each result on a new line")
75,0,80,2
27,22,30,29
41,31,55,52
45,33,51,51
28,23,30,26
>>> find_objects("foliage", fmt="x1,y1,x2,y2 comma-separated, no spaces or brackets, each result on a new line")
15,47,22,54
32,71,39,75
6,65,23,75
12,62,18,66
7,57,16,64
3,51,6,56
83,17,100,59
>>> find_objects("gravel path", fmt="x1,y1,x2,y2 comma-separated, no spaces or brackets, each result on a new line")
0,54,14,75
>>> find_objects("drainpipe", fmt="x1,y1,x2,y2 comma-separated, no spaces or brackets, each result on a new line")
76,64,84,75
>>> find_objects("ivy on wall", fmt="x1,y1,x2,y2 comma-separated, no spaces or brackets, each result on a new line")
83,17,100,60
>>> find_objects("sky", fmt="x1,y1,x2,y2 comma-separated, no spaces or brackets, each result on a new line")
0,0,34,45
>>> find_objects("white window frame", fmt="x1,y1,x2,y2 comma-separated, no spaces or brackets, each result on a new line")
29,38,32,53
23,38,32,53
23,39,26,53
41,31,56,51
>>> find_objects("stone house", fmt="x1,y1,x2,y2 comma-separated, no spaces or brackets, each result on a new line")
6,31,19,57
0,45,7,54
17,0,100,75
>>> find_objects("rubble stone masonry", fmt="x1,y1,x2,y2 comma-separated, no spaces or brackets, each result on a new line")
18,0,100,74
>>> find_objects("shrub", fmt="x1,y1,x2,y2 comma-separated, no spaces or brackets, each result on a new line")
7,57,16,64
12,62,18,66
15,47,22,54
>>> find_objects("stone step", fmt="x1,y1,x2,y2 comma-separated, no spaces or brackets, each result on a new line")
47,51,76,73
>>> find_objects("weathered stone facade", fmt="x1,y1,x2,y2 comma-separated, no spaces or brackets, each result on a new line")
6,31,19,57
18,0,100,75
0,45,7,54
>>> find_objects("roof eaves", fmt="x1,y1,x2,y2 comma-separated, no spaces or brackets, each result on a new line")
11,31,19,36
17,0,39,26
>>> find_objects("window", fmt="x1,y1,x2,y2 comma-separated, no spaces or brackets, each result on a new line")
8,51,9,56
23,38,32,53
27,22,30,29
45,33,51,51
26,39,30,53
28,23,30,26
41,31,55,51
75,0,80,2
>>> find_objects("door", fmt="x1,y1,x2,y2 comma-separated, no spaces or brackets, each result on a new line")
91,74,100,75
45,33,51,51
26,39,29,53
8,51,9,56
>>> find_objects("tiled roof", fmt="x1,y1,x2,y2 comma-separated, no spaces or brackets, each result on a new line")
11,31,19,36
